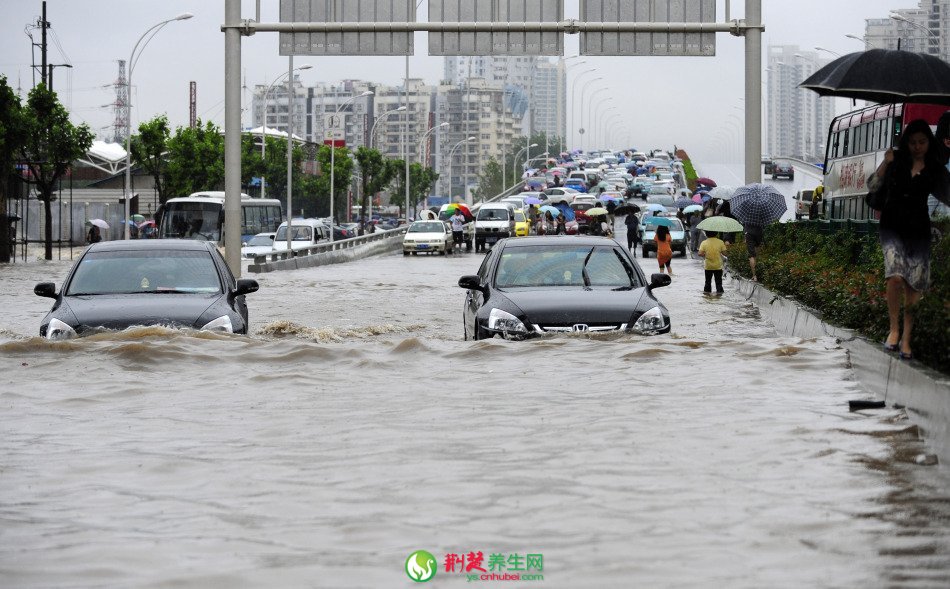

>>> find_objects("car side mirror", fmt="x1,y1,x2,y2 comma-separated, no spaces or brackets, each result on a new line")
458,275,486,294
34,282,57,298
649,273,672,289
232,278,259,297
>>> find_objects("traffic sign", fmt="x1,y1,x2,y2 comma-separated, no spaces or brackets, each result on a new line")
279,0,415,56
580,0,716,56
429,0,563,56
323,113,345,146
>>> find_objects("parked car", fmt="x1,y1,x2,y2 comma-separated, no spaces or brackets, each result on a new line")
772,161,794,180
36,240,258,339
513,209,531,237
640,218,688,258
333,225,355,240
792,189,815,219
241,232,276,259
458,236,671,340
403,220,453,255
571,201,596,233
563,178,588,192
544,187,579,200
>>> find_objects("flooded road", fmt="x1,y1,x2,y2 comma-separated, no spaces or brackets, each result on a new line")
2,228,949,587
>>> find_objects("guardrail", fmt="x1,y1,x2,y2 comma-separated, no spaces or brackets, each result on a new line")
247,226,407,273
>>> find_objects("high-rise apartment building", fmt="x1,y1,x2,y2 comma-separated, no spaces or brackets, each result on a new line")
766,46,834,162
863,1,948,61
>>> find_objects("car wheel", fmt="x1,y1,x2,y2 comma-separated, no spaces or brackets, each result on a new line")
679,248,686,257
403,251,409,256
466,240,473,252
642,248,649,258
411,252,418,256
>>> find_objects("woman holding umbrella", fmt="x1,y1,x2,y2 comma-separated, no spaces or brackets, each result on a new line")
870,119,950,360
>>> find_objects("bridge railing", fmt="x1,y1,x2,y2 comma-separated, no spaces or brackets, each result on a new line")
248,226,407,272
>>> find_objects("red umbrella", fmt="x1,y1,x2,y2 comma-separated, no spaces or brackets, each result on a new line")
696,177,717,187
444,202,473,221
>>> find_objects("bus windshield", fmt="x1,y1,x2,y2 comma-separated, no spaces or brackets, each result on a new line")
160,202,221,241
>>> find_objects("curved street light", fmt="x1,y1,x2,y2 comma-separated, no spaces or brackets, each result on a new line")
814,47,840,58
591,97,615,151
329,90,373,241
890,12,939,37
845,34,870,49
571,71,599,150
124,12,193,239
415,122,448,211
260,63,312,199
445,137,476,199
584,87,610,153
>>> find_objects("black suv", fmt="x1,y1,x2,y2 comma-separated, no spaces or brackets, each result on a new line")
772,162,794,181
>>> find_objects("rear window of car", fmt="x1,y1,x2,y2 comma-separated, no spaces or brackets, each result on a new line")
408,222,445,233
477,208,510,221
67,250,222,295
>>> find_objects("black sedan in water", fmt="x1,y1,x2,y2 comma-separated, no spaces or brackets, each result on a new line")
458,236,671,340
35,240,259,339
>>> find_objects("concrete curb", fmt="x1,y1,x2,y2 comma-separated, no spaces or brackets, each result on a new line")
730,274,950,464
248,230,404,273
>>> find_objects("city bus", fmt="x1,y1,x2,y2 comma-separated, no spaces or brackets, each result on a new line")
821,102,947,221
158,191,284,244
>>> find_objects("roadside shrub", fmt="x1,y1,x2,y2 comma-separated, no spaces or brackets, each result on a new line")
727,222,948,374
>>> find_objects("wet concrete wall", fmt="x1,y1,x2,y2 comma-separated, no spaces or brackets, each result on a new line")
732,276,950,466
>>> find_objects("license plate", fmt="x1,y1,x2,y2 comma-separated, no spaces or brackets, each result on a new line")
486,237,498,244
417,244,429,249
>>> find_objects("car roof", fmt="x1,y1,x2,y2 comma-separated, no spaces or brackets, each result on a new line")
87,239,215,252
501,235,618,248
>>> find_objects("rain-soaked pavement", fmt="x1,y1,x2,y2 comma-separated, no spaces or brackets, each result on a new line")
1,217,949,587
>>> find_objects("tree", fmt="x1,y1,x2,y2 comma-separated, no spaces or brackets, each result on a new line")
129,115,172,204
353,146,398,234
164,119,225,196
389,161,439,218
18,84,93,260
309,145,353,223
473,157,503,201
0,76,27,263
503,131,566,187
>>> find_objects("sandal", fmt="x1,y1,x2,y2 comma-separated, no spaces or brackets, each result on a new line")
899,351,913,361
882,342,899,352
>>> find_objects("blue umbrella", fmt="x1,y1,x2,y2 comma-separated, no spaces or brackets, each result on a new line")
674,197,694,209
683,204,703,213
729,183,787,226
643,216,674,227
554,202,575,221
540,205,562,217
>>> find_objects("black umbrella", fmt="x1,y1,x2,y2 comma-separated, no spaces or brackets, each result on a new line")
614,203,640,215
799,48,950,105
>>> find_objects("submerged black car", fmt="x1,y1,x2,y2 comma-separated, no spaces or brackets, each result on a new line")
458,236,671,340
35,240,259,339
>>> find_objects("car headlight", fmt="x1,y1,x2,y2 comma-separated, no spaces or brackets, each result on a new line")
46,318,77,341
487,308,528,335
200,315,234,333
631,306,667,335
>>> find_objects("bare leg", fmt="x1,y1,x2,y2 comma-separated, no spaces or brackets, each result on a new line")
749,256,757,280
900,282,922,356
885,276,902,347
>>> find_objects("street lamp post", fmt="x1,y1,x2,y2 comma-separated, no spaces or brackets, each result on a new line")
814,47,841,57
589,96,614,150
585,87,610,153
329,90,373,241
124,12,193,240
366,105,407,225
445,137,475,199
845,34,871,49
512,142,537,188
416,122,448,208
260,64,312,200
890,13,939,52
572,73,600,151
579,83,606,153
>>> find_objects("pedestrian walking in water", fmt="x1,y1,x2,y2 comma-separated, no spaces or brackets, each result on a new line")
869,118,950,360
654,224,673,275
624,212,641,254
744,223,764,281
698,230,728,295
449,210,466,254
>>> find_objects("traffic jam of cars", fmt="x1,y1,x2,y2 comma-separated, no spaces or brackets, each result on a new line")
36,149,685,341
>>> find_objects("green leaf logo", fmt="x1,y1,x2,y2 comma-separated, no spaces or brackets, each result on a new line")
405,550,437,582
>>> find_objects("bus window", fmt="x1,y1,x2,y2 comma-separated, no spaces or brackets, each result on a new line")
842,129,851,156
870,120,879,151
244,205,262,236
831,132,841,159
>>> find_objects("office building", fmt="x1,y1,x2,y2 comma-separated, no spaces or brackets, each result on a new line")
766,46,835,162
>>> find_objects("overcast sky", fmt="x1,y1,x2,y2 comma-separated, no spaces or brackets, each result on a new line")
0,0,916,164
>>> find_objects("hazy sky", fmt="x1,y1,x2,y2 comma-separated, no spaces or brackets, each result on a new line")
0,0,916,164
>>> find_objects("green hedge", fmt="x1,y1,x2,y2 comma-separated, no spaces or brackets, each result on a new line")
726,220,949,374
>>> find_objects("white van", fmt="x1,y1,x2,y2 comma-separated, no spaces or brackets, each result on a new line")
473,203,516,252
271,218,330,253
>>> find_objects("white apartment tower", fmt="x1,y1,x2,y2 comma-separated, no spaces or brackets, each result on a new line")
766,46,835,162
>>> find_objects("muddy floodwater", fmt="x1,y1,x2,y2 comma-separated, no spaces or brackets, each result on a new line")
1,228,949,587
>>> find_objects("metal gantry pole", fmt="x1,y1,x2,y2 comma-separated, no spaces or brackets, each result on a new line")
285,55,294,254
404,55,410,221
745,0,763,184
224,0,241,275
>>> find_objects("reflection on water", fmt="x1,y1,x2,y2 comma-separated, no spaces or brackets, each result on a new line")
1,243,948,587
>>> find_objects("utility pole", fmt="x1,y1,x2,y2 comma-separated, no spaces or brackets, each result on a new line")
41,1,48,87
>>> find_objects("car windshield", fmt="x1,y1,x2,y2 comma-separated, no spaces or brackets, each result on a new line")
515,212,526,222
408,222,445,233
643,219,684,232
494,245,639,289
647,195,675,207
275,225,315,241
246,235,273,247
477,209,510,221
67,250,222,295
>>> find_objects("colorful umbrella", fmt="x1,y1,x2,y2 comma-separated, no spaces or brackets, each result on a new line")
137,219,156,228
131,214,146,223
445,202,473,221
692,194,704,204
697,216,744,233
696,177,717,187
728,183,787,226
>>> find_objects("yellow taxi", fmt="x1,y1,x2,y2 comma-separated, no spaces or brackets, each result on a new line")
513,209,531,237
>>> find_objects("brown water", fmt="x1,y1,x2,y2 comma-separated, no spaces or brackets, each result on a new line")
1,231,948,588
